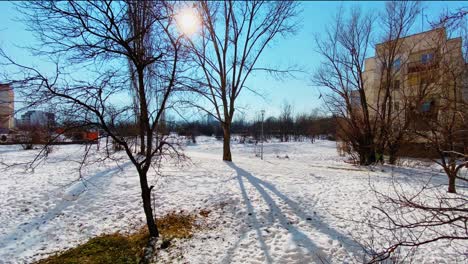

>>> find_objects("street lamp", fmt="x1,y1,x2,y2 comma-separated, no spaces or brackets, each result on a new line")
261,109,265,160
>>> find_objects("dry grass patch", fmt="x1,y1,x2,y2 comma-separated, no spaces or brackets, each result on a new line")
36,211,197,264
157,211,196,249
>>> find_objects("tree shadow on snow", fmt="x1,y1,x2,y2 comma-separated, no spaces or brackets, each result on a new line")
0,162,131,256
374,164,468,190
224,162,362,263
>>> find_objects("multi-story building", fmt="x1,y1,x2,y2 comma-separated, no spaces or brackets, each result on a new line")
19,110,55,127
363,28,467,128
0,84,14,134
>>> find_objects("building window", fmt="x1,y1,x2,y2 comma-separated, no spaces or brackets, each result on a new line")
409,75,418,86
393,58,401,70
420,100,435,113
421,53,434,64
392,80,400,90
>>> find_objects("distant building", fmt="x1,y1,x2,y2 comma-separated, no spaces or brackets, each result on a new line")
0,84,14,133
20,110,55,127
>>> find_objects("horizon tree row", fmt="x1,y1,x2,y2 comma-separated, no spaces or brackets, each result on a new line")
172,106,336,143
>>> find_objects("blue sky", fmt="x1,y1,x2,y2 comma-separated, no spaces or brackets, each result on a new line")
0,1,466,121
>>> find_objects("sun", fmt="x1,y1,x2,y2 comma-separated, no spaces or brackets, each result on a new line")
176,7,199,36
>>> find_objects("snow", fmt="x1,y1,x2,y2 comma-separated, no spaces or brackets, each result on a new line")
0,137,466,263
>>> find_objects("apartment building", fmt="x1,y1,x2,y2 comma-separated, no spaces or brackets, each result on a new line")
0,84,14,134
363,28,467,124
19,110,56,127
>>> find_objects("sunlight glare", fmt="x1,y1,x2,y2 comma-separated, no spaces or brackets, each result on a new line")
176,7,199,36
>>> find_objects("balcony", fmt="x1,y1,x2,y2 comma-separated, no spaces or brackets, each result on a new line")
407,61,438,74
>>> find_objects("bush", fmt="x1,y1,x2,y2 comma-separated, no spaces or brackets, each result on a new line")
22,143,34,150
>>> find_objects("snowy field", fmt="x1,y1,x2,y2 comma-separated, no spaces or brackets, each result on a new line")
0,137,466,263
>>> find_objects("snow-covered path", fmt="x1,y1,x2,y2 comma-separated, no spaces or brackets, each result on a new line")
0,138,465,263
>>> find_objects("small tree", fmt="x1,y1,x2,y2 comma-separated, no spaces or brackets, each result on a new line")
279,102,293,142
1,1,187,260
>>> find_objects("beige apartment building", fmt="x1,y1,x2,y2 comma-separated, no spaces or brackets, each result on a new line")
0,84,15,133
363,28,467,125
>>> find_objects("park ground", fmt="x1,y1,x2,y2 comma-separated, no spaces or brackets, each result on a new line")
0,137,466,263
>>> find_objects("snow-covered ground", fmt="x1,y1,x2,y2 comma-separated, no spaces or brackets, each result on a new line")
0,137,466,263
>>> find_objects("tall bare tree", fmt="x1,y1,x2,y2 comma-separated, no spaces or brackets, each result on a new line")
371,1,421,164
186,0,298,161
1,1,187,258
411,32,467,193
315,2,430,166
127,1,157,154
313,7,377,165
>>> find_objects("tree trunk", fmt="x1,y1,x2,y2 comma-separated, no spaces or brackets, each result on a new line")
359,148,374,165
448,174,456,193
139,129,145,154
375,146,385,164
368,150,376,165
138,170,159,237
388,153,397,165
359,140,376,166
222,124,232,161
137,69,147,155
388,145,399,165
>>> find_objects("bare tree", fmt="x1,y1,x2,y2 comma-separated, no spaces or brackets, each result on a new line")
363,10,468,262
357,1,466,187
186,0,299,161
370,1,421,164
365,177,467,263
1,1,187,259
313,7,377,165
410,36,467,193
279,101,293,142
127,1,157,155
434,6,468,32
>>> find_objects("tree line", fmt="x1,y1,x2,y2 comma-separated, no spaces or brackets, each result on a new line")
172,106,336,143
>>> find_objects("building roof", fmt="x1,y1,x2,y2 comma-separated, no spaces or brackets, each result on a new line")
376,27,446,48
0,84,12,92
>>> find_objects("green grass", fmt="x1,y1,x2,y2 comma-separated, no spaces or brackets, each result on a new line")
36,212,197,264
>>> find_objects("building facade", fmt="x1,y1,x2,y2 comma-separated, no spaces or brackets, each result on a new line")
363,28,467,129
0,84,14,133
19,110,55,127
